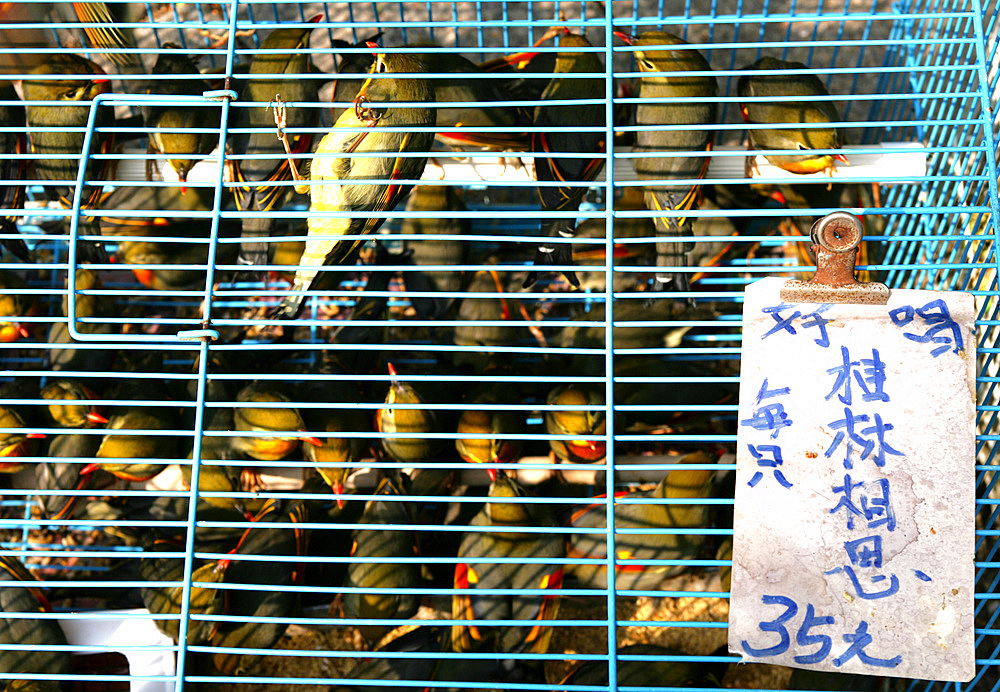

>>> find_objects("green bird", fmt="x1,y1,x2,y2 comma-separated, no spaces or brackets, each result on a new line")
0,271,34,344
40,379,107,428
0,405,42,474
272,49,436,319
452,475,564,655
0,81,27,262
415,49,528,151
36,434,100,521
376,364,445,464
329,32,385,104
616,30,718,294
566,450,717,590
544,384,606,464
232,16,321,272
209,500,305,676
21,53,114,262
453,269,526,373
401,184,470,294
523,32,606,289
143,45,218,186
46,268,114,372
183,408,271,518
334,42,525,151
737,56,848,175
342,477,423,644
231,382,321,462
87,408,177,481
301,380,369,508
0,555,71,683
456,385,525,482
83,377,178,482
139,536,229,645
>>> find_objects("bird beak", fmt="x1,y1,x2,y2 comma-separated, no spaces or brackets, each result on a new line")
307,14,323,23
487,468,497,482
299,434,323,447
80,462,100,475
86,412,109,424
26,433,45,439
833,153,849,164
613,30,636,44
365,40,380,54
333,481,344,509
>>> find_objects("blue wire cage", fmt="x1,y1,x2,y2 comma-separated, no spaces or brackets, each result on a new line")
0,0,995,690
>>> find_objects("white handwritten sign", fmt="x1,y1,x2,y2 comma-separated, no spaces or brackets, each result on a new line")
729,277,976,682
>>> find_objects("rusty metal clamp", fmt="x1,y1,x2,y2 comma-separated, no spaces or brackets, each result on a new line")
779,211,889,304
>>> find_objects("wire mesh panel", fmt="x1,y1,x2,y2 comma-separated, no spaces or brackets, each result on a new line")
0,0,994,691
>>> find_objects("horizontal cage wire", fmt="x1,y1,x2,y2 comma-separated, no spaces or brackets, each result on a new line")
0,0,991,690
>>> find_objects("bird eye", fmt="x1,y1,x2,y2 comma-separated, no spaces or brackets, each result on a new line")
640,59,656,71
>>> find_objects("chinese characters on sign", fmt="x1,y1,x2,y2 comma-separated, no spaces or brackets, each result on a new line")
729,278,975,682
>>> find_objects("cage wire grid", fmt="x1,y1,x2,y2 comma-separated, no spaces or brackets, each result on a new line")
0,0,992,691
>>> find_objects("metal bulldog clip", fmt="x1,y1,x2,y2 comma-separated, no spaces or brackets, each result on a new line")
780,211,889,305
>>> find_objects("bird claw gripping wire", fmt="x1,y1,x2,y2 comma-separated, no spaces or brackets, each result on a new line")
353,94,382,125
270,95,289,144
271,95,306,186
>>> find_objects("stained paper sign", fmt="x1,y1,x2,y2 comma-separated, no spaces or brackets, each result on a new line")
729,277,976,682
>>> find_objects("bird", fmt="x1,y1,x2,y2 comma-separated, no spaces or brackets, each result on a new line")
544,384,606,464
452,474,564,655
231,382,321,462
0,271,35,343
737,56,848,175
400,184,470,294
0,406,43,473
231,16,321,273
46,268,114,373
452,269,527,373
523,32,606,289
116,236,217,292
35,434,101,521
209,500,304,676
40,379,108,429
341,477,423,644
21,53,114,262
456,386,524,482
182,408,270,518
566,450,717,590
271,47,436,319
0,81,28,263
301,390,369,509
143,45,218,186
615,30,718,295
375,363,445,464
139,536,229,645
410,49,530,151
86,408,177,481
0,555,72,682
